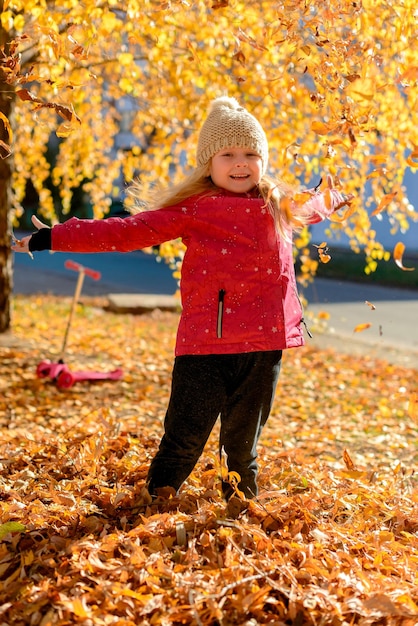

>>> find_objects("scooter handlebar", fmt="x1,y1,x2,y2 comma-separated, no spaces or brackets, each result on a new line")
64,259,101,281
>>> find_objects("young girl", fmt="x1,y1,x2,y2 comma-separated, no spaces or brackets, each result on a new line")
13,96,351,501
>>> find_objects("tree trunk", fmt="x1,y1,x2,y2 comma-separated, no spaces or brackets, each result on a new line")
0,18,14,333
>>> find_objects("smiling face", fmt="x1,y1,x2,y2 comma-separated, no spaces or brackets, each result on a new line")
209,147,263,193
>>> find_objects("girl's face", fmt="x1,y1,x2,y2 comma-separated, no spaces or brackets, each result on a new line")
209,147,263,193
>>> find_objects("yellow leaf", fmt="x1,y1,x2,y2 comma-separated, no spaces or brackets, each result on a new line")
59,597,92,618
0,521,26,539
311,121,333,135
118,52,134,66
346,77,376,106
13,14,25,30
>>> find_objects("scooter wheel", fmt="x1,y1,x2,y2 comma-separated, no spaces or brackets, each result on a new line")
37,360,52,378
56,370,76,389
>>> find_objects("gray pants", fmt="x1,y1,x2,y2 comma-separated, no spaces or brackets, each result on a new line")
146,350,282,499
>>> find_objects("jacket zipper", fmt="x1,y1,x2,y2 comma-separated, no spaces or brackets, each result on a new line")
217,289,225,338
293,284,313,338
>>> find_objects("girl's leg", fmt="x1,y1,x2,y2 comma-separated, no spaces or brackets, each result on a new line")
146,355,227,495
219,350,282,499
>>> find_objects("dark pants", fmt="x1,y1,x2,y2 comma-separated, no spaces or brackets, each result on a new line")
146,350,282,499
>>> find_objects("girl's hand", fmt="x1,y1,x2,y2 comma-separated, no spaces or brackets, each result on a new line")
324,174,354,209
11,215,50,254
309,175,354,209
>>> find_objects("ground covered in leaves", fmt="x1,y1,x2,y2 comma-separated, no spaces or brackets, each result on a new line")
1,296,417,626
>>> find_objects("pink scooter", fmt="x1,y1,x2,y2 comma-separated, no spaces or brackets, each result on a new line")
36,260,123,389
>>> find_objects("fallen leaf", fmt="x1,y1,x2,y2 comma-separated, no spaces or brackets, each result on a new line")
343,449,356,470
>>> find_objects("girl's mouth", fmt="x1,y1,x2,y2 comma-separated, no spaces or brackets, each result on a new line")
230,174,249,179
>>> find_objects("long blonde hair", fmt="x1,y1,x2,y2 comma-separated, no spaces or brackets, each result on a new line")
128,164,312,241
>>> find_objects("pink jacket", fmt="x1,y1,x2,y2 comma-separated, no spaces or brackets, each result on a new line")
51,188,343,356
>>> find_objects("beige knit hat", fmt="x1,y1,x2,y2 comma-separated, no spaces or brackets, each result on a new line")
196,96,269,174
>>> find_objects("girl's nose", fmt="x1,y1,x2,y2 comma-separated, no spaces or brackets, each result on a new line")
234,156,248,166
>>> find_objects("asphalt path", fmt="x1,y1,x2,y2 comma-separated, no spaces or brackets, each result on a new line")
11,245,418,368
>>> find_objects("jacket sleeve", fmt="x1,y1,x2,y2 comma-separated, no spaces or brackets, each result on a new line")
51,204,191,253
304,188,349,224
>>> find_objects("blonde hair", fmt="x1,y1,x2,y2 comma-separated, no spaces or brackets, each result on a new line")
128,165,311,241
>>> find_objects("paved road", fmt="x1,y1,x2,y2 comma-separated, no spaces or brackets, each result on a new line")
11,247,418,368
301,279,418,368
13,247,178,296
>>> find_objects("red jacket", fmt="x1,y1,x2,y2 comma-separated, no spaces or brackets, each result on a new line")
51,188,342,356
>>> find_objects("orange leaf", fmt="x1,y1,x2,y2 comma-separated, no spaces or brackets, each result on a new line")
323,188,333,210
406,149,418,168
329,203,356,223
343,449,356,470
371,192,397,216
319,252,331,263
311,121,333,135
393,242,415,272
408,393,418,422
354,323,371,333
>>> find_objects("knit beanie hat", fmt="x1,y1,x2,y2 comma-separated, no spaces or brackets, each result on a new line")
196,96,269,174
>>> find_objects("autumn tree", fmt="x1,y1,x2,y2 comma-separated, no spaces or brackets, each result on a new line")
1,0,417,332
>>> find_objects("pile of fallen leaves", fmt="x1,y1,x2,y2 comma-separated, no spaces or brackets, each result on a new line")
1,296,417,626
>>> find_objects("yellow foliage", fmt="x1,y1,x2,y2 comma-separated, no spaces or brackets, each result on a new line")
2,0,417,272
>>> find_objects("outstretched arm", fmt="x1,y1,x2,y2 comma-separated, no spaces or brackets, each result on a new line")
306,175,354,223
11,216,51,254
12,203,191,255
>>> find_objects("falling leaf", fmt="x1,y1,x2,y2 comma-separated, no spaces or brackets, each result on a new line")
393,242,415,271
317,311,330,320
313,242,331,263
346,77,376,106
406,149,418,168
365,300,376,310
311,121,334,135
371,192,398,216
329,203,356,223
354,322,371,333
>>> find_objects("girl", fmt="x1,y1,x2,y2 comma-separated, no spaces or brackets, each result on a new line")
13,96,352,501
